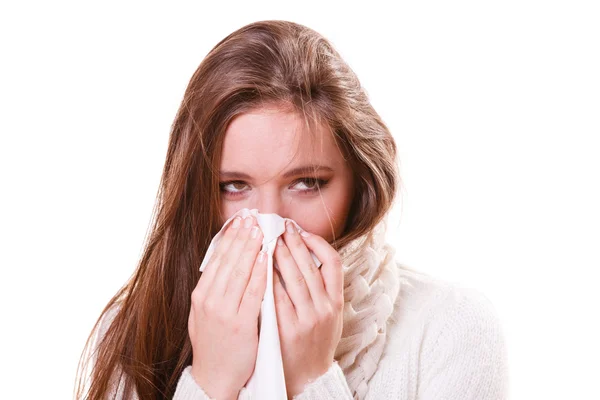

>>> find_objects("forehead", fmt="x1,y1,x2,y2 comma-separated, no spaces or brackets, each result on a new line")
220,107,343,177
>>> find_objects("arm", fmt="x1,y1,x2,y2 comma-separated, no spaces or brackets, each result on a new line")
417,287,509,400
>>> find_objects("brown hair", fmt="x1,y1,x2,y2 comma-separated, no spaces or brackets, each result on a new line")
75,20,400,399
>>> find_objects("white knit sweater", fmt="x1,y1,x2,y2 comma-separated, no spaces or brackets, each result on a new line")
95,264,509,399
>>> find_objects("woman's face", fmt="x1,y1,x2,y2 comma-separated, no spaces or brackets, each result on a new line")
219,106,355,243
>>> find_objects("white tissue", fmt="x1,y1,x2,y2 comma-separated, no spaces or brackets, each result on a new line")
199,208,322,399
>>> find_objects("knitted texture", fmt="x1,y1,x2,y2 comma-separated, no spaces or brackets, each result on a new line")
334,218,403,400
292,361,353,399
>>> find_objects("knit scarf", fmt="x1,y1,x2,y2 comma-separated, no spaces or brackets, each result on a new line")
334,218,402,400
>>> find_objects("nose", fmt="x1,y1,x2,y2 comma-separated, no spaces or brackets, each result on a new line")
254,188,288,217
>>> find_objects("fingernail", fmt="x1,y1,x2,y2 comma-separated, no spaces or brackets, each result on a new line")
286,221,295,234
277,237,285,247
300,230,310,237
244,216,253,228
251,226,259,239
258,251,265,263
232,217,241,229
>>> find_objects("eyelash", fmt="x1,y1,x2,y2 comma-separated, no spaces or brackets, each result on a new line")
219,178,329,198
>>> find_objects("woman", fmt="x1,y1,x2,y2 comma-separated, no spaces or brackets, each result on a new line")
75,20,508,400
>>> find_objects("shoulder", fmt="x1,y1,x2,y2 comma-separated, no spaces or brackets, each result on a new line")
382,263,509,398
388,262,505,338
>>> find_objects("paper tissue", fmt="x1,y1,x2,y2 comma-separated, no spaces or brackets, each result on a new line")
199,208,322,399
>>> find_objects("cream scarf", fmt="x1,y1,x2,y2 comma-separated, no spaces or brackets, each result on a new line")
335,218,403,399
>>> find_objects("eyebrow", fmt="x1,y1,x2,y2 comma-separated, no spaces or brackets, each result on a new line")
220,165,334,180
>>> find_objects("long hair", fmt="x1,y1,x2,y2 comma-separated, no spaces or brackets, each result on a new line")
74,20,400,399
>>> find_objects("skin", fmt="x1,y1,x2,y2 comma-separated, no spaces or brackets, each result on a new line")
188,106,355,399
219,106,354,241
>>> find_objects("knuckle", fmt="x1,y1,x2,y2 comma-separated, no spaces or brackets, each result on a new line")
305,260,319,274
294,273,306,287
191,289,204,307
330,254,343,269
203,298,219,315
232,265,248,280
215,310,234,325
245,283,262,299
289,329,302,344
241,244,259,260
302,316,318,332
207,250,222,266
320,305,334,322
215,250,233,270
233,232,246,246
224,227,239,241
332,296,344,311
234,226,251,242
276,290,289,304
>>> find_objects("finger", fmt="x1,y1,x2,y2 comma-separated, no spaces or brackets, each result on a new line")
197,216,243,293
273,270,297,330
225,223,264,307
238,249,268,318
224,223,264,312
298,231,344,303
274,236,313,318
210,216,257,297
282,221,328,307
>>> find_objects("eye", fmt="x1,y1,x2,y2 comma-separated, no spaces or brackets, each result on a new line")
220,181,248,195
219,178,330,199
291,178,329,193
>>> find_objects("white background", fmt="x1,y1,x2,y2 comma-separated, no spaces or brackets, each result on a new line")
1,1,598,398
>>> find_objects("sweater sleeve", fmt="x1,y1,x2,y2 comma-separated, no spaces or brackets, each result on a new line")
173,366,217,400
175,366,251,400
292,361,353,400
104,363,245,400
417,287,509,400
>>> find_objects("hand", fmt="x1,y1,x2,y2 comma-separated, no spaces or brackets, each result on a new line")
273,221,344,398
188,215,266,400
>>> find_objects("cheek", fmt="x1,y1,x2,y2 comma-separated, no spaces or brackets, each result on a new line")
292,190,353,242
220,202,241,225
